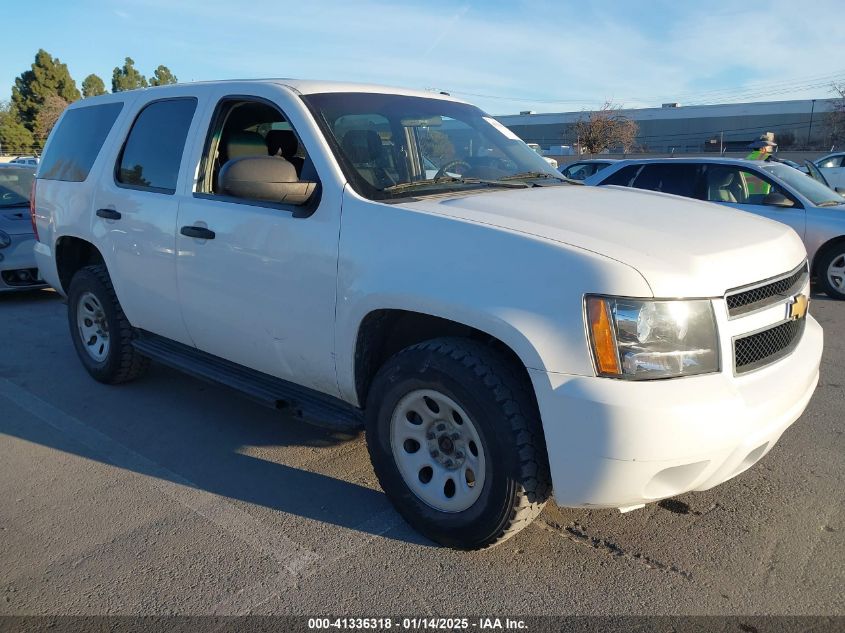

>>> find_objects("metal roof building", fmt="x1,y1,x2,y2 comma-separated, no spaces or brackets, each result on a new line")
496,98,838,153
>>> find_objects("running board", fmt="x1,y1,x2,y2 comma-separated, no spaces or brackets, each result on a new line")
132,332,363,432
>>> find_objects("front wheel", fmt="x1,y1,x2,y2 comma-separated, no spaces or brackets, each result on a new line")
365,338,550,549
816,241,845,300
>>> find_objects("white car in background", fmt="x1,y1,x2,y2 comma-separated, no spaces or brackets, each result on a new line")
9,156,39,167
815,152,845,190
526,143,558,169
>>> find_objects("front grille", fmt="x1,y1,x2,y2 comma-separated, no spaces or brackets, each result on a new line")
734,318,805,374
725,262,808,318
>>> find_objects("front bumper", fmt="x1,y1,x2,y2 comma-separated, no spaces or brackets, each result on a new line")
531,314,823,508
0,234,48,291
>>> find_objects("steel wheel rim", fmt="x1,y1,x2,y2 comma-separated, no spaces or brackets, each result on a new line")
827,253,845,292
76,291,110,362
389,389,486,513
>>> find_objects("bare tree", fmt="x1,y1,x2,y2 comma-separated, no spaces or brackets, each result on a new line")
34,94,69,143
827,82,845,149
572,101,639,154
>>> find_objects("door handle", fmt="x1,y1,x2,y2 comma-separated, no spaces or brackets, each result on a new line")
96,208,122,220
180,225,216,240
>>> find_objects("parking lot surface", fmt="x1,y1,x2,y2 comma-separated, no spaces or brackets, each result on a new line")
1,290,843,615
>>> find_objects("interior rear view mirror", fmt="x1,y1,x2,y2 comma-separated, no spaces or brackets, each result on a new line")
220,156,316,205
836,187,845,196
762,192,794,208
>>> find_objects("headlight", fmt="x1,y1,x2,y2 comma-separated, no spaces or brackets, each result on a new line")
585,296,719,380
0,230,11,249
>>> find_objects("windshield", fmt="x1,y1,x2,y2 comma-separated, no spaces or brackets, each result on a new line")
302,92,562,200
762,163,844,207
0,166,35,208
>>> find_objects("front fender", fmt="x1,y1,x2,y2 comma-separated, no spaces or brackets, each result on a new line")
334,189,652,404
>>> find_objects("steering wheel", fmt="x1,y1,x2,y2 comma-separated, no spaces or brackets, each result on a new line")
434,159,472,180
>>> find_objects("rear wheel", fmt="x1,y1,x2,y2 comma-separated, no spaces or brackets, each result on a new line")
67,265,149,383
365,337,550,549
816,240,845,300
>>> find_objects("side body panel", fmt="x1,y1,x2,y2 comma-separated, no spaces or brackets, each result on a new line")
333,187,654,406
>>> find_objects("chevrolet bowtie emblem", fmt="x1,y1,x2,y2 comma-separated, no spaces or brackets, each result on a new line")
788,293,809,321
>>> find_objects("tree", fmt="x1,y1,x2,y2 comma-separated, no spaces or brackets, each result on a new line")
0,102,35,154
419,130,455,163
827,82,845,149
149,65,177,87
572,101,639,154
82,74,107,98
34,95,69,143
10,49,80,135
112,57,148,92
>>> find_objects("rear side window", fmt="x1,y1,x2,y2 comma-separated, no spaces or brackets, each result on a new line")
116,98,197,194
601,164,641,186
631,164,702,198
39,103,123,182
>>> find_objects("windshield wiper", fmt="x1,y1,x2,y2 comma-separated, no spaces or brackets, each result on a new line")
383,176,529,194
818,200,845,207
498,171,565,182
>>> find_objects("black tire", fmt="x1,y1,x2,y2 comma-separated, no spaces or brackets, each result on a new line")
815,240,845,300
67,265,150,384
365,337,550,550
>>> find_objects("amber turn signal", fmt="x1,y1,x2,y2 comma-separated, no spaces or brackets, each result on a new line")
587,297,621,376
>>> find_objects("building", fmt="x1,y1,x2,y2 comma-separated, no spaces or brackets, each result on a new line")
496,98,838,154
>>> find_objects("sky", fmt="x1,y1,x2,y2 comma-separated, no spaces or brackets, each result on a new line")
1,0,843,115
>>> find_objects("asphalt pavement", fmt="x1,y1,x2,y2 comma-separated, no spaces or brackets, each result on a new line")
0,289,842,616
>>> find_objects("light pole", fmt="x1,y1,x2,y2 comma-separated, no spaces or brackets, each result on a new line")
807,99,816,148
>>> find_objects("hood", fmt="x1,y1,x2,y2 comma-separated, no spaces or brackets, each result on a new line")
0,207,34,235
397,185,806,297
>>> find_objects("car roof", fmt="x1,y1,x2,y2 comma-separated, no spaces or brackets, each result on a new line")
609,156,771,168
570,159,620,164
66,79,471,110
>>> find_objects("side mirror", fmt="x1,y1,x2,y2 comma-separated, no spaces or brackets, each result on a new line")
220,156,316,205
762,192,794,208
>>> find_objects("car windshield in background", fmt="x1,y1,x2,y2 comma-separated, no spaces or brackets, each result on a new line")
762,163,844,207
0,166,35,208
303,92,563,200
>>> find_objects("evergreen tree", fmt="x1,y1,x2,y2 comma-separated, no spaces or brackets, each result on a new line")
82,74,108,98
112,58,148,92
10,49,80,134
0,103,35,155
150,65,177,87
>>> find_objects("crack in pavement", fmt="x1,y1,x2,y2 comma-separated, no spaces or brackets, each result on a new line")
537,519,693,580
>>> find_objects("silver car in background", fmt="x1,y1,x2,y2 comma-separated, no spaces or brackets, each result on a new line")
585,157,845,299
0,164,47,291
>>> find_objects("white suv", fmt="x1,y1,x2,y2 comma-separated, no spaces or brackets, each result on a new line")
31,80,823,549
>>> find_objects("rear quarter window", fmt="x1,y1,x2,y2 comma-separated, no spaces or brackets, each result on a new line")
116,98,197,194
39,102,123,182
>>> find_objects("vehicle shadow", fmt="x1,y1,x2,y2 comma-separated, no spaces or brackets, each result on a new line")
0,291,426,546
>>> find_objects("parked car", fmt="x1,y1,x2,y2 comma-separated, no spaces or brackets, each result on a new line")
32,81,822,549
0,163,48,291
560,159,618,181
585,157,845,299
815,152,845,190
9,156,39,167
526,143,558,169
